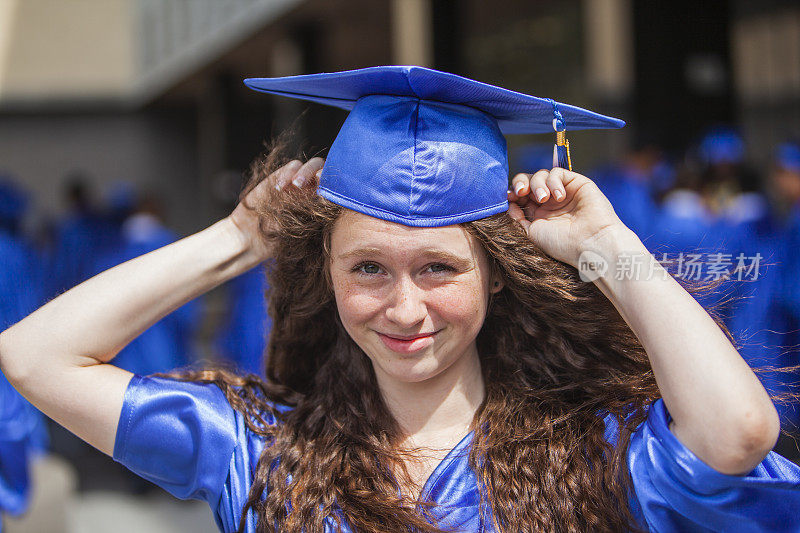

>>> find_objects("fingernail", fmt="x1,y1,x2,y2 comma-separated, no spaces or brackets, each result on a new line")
535,188,547,202
292,177,305,187
514,182,526,195
554,189,564,201
315,169,323,178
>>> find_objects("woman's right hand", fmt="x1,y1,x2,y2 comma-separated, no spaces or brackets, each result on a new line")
227,157,325,262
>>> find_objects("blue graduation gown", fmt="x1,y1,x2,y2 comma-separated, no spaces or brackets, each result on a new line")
49,211,115,297
113,376,800,532
719,198,798,425
591,165,658,239
214,266,270,376
779,204,800,353
0,237,32,515
0,232,48,522
93,220,201,375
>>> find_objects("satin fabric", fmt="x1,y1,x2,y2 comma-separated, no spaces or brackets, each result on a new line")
317,95,510,227
114,375,800,532
243,66,625,135
243,66,625,228
214,266,270,376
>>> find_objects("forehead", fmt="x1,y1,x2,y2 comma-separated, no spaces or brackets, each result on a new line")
330,209,478,257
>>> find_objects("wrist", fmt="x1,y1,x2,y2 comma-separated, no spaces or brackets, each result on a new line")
217,216,269,269
576,224,650,290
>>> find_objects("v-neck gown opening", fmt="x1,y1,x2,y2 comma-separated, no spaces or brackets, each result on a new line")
113,375,800,532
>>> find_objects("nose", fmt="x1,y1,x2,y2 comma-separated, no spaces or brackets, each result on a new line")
384,276,427,328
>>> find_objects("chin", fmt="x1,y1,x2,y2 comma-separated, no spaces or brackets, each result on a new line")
371,347,454,383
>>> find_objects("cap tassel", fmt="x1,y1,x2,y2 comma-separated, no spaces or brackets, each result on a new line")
555,130,572,171
549,100,572,171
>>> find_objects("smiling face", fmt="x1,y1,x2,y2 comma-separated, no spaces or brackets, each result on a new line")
329,210,503,386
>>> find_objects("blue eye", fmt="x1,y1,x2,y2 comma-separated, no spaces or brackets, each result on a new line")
354,262,382,275
427,263,455,273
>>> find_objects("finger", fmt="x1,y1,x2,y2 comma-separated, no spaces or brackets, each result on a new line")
559,168,595,198
507,202,531,231
273,160,303,190
546,167,567,202
529,169,551,204
507,189,530,207
511,173,531,197
522,202,536,221
292,157,325,188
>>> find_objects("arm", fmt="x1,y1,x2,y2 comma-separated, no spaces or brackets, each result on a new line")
0,218,261,457
509,168,780,475
587,225,779,475
0,158,322,458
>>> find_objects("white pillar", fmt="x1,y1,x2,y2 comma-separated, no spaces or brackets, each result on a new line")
583,0,633,100
391,0,433,67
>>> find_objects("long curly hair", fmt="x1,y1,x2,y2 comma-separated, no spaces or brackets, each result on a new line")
165,145,717,532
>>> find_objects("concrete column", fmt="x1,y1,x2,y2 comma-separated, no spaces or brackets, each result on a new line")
196,77,227,223
583,0,633,101
391,0,433,67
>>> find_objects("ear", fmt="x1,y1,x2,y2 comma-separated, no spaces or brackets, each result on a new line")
490,276,505,294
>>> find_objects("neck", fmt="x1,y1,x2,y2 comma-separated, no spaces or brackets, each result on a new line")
376,345,485,443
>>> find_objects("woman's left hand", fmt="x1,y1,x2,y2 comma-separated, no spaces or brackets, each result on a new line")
508,167,629,268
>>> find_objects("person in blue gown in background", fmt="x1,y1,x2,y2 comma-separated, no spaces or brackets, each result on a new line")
2,67,800,533
49,174,120,299
772,142,800,347
590,140,669,241
0,233,32,531
769,141,800,442
214,265,270,376
93,194,202,375
0,178,49,529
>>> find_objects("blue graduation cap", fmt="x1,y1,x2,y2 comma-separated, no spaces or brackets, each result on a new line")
245,66,624,227
698,127,745,166
0,178,29,223
777,142,800,173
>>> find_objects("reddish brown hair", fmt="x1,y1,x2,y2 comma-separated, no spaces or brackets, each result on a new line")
165,146,752,532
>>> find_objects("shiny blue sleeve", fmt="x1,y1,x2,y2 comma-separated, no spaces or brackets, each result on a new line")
112,375,239,506
627,399,800,532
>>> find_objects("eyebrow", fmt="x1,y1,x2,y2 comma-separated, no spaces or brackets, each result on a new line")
337,247,473,269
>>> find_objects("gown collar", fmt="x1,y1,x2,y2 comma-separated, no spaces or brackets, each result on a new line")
417,429,476,502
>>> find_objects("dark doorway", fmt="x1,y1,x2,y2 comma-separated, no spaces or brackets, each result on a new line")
633,0,734,153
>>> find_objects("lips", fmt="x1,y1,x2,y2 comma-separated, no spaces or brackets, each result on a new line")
377,330,439,353
381,332,437,341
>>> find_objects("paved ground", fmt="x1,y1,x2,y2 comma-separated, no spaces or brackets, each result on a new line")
67,492,217,533
4,454,217,533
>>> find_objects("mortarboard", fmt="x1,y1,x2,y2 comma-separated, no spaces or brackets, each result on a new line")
698,127,745,166
0,177,29,222
244,66,624,227
777,142,800,173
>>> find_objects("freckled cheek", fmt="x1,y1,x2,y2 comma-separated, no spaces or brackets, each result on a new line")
427,284,487,328
332,278,387,326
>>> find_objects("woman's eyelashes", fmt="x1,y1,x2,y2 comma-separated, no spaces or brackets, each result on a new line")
350,261,458,277
425,263,456,274
352,261,383,276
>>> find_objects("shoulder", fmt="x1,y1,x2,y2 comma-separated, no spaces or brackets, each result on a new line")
113,373,293,506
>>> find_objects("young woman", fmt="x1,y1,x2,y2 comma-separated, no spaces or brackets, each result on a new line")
1,67,799,532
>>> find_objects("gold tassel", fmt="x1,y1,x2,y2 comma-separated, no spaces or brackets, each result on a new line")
556,130,572,171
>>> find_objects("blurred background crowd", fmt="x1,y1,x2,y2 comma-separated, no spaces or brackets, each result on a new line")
1,0,799,531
